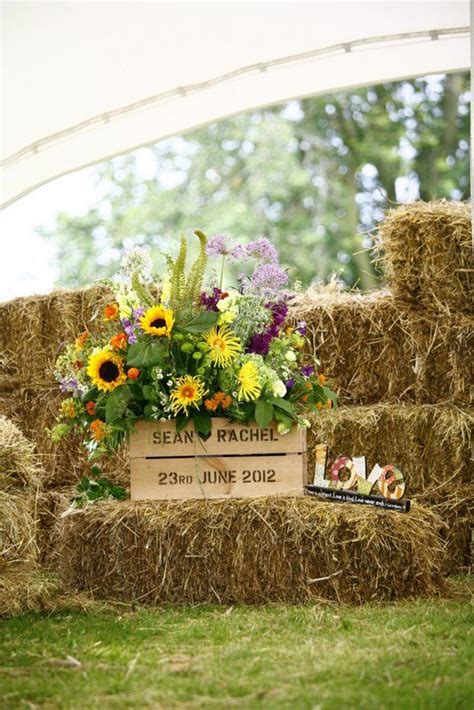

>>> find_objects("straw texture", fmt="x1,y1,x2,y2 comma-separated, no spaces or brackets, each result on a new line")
58,498,445,605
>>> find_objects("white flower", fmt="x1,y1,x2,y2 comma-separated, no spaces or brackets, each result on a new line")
272,379,287,398
277,422,291,435
285,350,297,362
121,246,153,280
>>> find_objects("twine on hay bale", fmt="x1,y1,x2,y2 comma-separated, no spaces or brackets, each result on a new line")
376,200,472,313
307,403,473,573
58,498,445,605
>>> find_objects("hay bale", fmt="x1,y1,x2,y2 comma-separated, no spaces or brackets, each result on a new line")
36,489,74,567
307,403,473,572
291,291,472,405
0,492,38,571
0,415,40,492
58,498,445,604
291,291,417,404
0,389,129,489
377,200,472,313
410,311,473,405
0,567,61,617
0,285,110,387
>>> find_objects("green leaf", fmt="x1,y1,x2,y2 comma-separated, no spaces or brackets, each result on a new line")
180,311,219,334
91,465,101,477
142,385,157,402
105,386,131,424
269,397,296,418
193,410,212,438
143,403,156,419
175,414,190,433
127,340,167,368
322,386,338,410
255,400,274,428
77,477,91,492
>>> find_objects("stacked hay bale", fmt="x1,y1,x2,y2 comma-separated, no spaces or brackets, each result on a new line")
0,287,128,565
58,498,445,604
295,201,472,572
0,416,57,615
0,200,469,589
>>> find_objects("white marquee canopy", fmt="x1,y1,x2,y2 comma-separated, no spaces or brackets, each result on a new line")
1,0,470,208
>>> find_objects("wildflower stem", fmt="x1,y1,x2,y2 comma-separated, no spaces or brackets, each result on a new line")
219,256,226,290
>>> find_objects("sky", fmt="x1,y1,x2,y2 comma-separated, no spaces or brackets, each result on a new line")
0,168,97,302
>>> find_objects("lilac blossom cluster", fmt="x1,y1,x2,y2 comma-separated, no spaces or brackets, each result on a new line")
121,307,145,344
59,377,86,396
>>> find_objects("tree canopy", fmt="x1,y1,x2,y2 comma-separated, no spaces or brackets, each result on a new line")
40,72,470,291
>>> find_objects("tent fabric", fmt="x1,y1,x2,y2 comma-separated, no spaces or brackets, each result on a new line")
1,1,470,209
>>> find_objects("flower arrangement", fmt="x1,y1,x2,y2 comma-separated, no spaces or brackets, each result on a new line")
51,230,337,460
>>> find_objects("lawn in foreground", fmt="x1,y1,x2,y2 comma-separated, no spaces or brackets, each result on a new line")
0,587,472,709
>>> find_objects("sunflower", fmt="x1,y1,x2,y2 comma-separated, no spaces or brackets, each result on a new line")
87,350,127,392
237,361,261,401
205,325,241,367
170,376,206,415
139,305,174,337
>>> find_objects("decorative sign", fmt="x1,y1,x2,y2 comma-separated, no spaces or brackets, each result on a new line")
130,419,307,500
309,445,409,512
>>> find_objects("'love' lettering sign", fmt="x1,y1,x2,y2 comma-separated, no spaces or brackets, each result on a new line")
313,445,407,500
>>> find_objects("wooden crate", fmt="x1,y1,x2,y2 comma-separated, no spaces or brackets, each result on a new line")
130,418,307,500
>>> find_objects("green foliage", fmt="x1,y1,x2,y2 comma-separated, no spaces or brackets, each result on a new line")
169,234,188,311
72,467,127,507
184,229,208,308
126,340,167,368
254,399,274,428
105,386,131,424
0,586,472,708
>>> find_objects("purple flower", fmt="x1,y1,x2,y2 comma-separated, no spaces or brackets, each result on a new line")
230,244,247,261
246,323,280,355
296,320,307,336
122,307,145,344
250,263,288,296
246,237,278,264
285,379,295,389
301,365,314,377
200,288,227,311
267,301,288,326
206,234,231,258
59,377,84,396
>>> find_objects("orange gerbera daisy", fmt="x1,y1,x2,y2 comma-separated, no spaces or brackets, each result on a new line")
104,303,120,321
75,331,90,350
110,332,127,350
90,419,107,442
85,401,96,415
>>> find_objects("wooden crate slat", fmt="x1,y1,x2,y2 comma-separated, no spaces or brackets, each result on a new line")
130,419,306,458
131,453,306,500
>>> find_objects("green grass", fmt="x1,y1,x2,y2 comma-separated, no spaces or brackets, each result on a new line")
0,586,472,709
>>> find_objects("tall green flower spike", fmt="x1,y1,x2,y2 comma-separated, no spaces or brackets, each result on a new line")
184,229,208,309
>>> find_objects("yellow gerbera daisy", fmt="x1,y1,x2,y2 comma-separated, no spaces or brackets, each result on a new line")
205,325,241,367
170,375,206,415
237,361,261,401
87,350,127,392
140,305,174,337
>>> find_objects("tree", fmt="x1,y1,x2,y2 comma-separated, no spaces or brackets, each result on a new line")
39,72,470,290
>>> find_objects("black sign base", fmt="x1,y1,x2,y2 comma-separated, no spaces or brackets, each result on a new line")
305,485,410,513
